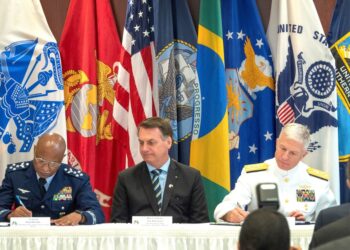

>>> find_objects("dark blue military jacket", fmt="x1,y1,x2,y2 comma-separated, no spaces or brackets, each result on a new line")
0,161,104,224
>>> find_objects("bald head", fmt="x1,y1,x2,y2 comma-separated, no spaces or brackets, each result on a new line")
36,133,66,161
33,133,66,178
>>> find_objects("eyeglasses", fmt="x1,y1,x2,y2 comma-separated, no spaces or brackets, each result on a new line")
35,157,61,168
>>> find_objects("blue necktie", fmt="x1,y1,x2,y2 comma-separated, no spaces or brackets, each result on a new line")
151,169,162,213
38,178,47,198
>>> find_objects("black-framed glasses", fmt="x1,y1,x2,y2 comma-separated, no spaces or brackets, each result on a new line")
34,157,61,168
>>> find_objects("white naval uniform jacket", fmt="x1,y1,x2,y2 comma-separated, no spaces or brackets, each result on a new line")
214,158,336,222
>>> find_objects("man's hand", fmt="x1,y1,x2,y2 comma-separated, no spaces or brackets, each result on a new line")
51,212,83,226
7,206,32,220
222,207,249,223
289,210,305,221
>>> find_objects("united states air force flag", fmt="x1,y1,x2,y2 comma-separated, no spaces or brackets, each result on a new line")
267,0,339,199
222,0,275,187
0,0,66,180
153,0,199,165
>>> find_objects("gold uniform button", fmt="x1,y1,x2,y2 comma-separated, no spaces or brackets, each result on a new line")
284,178,289,183
285,199,289,204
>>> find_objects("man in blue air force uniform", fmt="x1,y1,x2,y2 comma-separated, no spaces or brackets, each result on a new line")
0,133,104,225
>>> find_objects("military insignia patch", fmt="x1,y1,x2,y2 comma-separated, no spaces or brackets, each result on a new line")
244,163,268,173
53,186,72,201
296,188,315,202
307,167,329,181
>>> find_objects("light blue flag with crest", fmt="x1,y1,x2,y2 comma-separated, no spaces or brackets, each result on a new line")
221,0,276,187
0,0,66,180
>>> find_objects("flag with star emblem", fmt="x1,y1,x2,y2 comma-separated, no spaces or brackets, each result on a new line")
153,0,199,165
267,0,339,199
112,0,158,167
222,0,276,187
59,0,122,220
190,0,230,221
0,0,66,181
328,0,350,202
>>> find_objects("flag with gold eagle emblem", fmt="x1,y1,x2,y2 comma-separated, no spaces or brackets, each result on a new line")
59,0,122,221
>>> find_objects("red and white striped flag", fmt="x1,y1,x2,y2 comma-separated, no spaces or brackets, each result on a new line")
277,101,295,125
113,0,158,167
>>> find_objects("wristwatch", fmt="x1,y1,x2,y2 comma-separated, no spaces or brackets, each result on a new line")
75,210,86,224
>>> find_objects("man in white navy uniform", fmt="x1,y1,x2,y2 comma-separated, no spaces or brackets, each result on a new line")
214,123,336,223
0,133,104,225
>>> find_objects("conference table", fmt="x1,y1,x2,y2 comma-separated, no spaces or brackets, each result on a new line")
0,223,314,250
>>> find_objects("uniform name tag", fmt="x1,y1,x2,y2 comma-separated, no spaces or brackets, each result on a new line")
10,217,51,227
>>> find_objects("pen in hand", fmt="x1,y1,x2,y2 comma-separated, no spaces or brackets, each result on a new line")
15,195,26,208
237,202,244,210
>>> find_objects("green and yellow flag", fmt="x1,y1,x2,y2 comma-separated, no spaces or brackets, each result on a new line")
190,0,230,221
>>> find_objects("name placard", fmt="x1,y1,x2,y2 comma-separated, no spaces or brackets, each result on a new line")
132,216,172,226
10,217,51,227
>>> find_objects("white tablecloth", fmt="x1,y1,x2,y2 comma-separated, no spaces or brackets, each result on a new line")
0,223,314,250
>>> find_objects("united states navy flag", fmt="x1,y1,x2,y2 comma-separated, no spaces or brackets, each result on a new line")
267,0,339,199
222,0,276,187
153,0,199,164
0,0,66,180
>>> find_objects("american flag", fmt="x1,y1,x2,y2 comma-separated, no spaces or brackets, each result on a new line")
277,101,295,125
113,0,158,167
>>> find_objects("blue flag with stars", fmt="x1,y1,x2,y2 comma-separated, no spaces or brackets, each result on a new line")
221,0,276,187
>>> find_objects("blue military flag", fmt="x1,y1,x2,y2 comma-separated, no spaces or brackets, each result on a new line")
153,0,199,164
328,0,350,46
0,0,66,180
328,0,350,202
267,0,339,199
221,0,276,186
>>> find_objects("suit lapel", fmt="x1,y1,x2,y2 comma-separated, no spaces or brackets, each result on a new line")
162,160,178,213
139,163,160,214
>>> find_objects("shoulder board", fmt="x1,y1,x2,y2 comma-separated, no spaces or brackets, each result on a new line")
307,167,329,181
63,166,86,179
7,161,31,172
244,163,268,173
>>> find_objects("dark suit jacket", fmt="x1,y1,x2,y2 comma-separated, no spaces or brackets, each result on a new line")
314,203,350,231
309,214,350,249
313,235,350,250
0,161,104,224
110,160,209,223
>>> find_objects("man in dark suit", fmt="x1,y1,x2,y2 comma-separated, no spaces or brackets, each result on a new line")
110,117,209,223
313,159,350,231
309,214,350,249
0,133,104,225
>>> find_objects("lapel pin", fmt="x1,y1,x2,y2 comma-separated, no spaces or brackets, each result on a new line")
169,184,173,189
